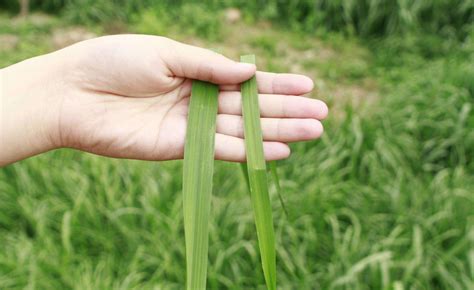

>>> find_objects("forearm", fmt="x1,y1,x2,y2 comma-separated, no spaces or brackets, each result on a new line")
0,54,62,166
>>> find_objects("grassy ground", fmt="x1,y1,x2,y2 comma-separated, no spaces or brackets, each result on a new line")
0,11,473,290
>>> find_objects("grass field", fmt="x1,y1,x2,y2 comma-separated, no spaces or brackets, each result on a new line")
1,6,473,290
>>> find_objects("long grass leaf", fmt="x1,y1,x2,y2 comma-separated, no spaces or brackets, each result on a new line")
240,163,250,191
269,161,288,217
240,54,277,290
182,80,219,290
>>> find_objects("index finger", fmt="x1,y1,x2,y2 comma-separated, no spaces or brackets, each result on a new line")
220,71,314,95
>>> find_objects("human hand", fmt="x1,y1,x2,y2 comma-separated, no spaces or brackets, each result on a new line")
0,35,328,166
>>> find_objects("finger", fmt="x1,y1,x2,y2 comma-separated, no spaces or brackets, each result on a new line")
220,72,314,95
216,115,323,142
214,134,290,162
218,91,328,119
164,39,256,84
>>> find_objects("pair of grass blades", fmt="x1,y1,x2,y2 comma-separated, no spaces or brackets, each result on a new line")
183,54,285,290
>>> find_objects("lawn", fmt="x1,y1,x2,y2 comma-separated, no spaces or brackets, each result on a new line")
0,5,473,290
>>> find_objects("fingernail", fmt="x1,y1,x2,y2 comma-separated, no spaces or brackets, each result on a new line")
301,75,314,92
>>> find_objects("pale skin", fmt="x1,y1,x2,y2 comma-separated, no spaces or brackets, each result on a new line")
0,35,328,167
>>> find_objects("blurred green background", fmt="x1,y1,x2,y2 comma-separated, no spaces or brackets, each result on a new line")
0,1,473,289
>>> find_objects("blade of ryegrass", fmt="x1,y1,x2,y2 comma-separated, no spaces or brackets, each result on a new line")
182,80,218,290
240,54,277,290
240,163,250,191
269,161,288,217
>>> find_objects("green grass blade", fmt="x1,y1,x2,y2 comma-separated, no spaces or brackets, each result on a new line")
182,80,219,290
269,161,288,217
240,163,250,191
240,54,277,290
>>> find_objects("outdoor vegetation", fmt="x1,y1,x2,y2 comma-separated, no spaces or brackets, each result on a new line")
0,1,473,289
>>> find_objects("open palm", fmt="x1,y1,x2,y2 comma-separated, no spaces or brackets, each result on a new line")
55,35,327,162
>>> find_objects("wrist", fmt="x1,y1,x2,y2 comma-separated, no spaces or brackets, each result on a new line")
0,53,64,165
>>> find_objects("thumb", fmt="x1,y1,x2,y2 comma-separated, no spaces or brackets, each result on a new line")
163,39,256,84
